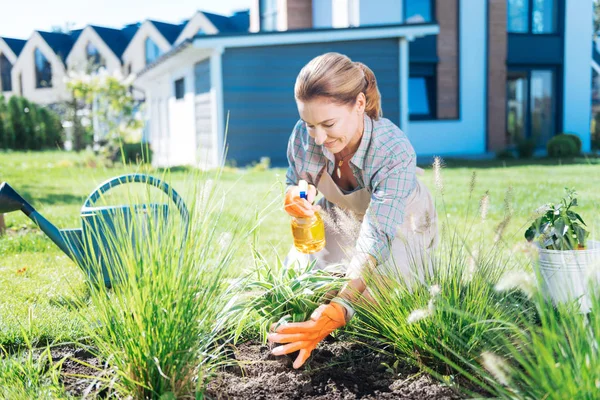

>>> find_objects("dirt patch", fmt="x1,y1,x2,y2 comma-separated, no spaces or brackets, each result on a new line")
53,340,468,399
205,339,462,400
49,345,108,398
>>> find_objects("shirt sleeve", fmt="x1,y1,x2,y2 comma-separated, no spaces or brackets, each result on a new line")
355,138,417,265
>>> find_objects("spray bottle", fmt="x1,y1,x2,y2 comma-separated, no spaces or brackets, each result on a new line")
291,180,326,253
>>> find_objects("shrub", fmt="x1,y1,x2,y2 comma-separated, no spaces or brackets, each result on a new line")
516,137,536,159
547,135,578,158
561,132,582,153
0,96,64,150
117,142,153,164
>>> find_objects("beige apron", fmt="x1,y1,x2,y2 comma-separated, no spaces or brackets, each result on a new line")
286,166,438,287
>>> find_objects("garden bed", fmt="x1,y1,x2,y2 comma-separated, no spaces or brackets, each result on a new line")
205,340,461,400
55,340,461,399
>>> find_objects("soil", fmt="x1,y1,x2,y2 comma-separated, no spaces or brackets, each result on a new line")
52,340,465,399
48,345,108,398
205,339,463,400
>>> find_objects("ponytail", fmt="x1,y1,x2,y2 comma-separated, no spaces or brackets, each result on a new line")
355,62,382,120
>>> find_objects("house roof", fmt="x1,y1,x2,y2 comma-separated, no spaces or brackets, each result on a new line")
89,25,132,59
121,23,141,42
1,37,26,56
37,30,80,61
199,10,249,33
137,22,440,78
149,20,187,44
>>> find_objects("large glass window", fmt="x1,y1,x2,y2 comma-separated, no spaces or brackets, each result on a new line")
145,37,162,65
260,0,278,31
506,69,555,147
508,0,556,34
409,74,436,119
530,70,554,145
507,71,528,143
532,0,556,33
34,48,52,88
405,0,433,23
0,53,12,92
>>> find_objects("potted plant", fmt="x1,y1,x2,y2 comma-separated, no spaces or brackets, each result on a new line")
525,188,600,312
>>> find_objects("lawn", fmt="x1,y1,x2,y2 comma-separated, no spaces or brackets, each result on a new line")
1,150,600,398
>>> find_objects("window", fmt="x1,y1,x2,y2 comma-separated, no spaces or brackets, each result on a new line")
34,48,52,88
507,0,556,34
409,73,436,120
174,78,185,100
260,0,278,31
404,0,433,23
86,42,105,72
196,28,206,36
506,69,556,146
145,37,162,65
0,53,12,92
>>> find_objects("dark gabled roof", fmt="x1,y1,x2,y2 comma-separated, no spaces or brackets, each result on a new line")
2,37,26,56
89,25,131,58
149,20,187,44
37,30,78,62
121,23,141,42
202,10,249,33
227,10,250,32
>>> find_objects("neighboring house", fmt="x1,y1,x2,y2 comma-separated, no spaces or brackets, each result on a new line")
0,9,248,107
66,25,139,74
10,30,81,105
0,37,26,96
135,0,593,169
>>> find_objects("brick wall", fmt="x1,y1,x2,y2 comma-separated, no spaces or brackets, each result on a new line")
436,0,459,119
487,0,507,151
286,0,313,30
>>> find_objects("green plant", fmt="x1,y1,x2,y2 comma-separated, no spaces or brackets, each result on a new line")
75,171,256,398
447,269,600,399
353,164,537,395
239,248,346,341
0,343,66,399
495,148,516,160
562,132,582,153
516,136,536,159
525,188,589,250
115,141,153,164
547,135,579,158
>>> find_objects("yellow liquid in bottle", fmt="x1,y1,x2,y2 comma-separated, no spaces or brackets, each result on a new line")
291,212,326,254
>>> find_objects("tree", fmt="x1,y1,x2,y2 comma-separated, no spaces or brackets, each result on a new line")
66,70,143,152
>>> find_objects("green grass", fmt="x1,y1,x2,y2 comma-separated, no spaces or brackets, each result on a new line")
1,150,600,396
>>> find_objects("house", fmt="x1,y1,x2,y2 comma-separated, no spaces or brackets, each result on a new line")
135,0,593,169
0,10,250,106
0,37,26,96
10,30,81,105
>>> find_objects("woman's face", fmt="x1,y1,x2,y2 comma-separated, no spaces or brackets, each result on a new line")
297,94,365,154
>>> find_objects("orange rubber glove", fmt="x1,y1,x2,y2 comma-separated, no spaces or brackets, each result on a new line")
284,184,319,218
267,301,348,369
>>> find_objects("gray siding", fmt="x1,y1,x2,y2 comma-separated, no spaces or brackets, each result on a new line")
222,39,400,167
194,60,213,166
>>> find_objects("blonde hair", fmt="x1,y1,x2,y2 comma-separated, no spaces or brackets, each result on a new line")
294,52,382,120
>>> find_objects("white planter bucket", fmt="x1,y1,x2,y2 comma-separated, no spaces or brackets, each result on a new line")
537,240,600,313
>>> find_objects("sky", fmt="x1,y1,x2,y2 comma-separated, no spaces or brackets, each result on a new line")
0,0,253,39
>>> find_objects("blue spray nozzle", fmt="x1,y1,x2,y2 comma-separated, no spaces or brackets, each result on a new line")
299,180,308,200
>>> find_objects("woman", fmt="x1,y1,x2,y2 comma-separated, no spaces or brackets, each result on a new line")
268,52,438,369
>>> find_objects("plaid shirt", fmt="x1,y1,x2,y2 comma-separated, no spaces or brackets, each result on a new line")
286,114,417,265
